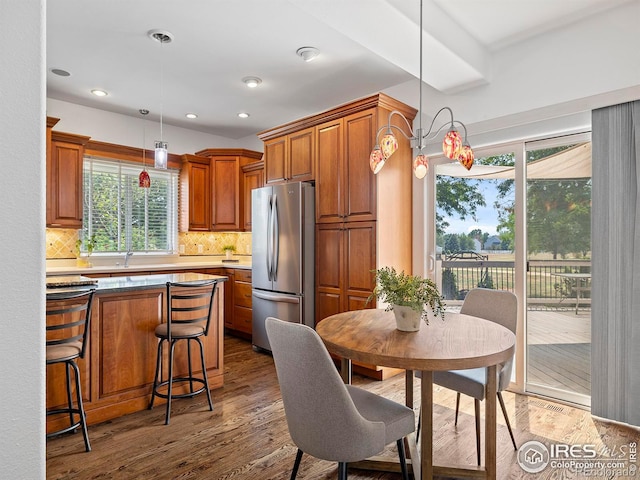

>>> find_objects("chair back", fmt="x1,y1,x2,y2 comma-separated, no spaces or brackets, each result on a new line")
265,317,385,462
460,288,517,390
166,280,218,340
46,288,96,361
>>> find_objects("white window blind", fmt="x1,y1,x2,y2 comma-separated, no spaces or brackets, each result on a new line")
82,157,178,254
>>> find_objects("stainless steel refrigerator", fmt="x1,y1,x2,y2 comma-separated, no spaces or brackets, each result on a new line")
251,182,315,351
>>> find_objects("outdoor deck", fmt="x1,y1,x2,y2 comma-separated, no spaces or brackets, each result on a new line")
527,307,591,396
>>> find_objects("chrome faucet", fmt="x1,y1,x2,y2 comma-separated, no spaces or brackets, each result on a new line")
124,250,134,268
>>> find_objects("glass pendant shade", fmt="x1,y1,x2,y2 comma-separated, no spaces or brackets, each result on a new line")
413,154,429,179
154,141,168,169
380,133,399,159
458,144,474,170
139,169,151,188
442,128,463,160
369,147,385,174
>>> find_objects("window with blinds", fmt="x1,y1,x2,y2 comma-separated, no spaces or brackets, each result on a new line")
82,157,178,254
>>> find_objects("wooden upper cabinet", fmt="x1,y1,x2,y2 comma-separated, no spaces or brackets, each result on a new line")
264,136,287,184
211,156,240,231
192,148,263,232
315,118,344,223
180,154,211,232
314,109,377,224
241,161,264,231
47,127,90,228
264,127,314,185
288,127,314,182
343,109,377,222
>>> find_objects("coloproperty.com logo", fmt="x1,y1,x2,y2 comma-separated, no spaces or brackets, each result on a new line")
517,440,637,476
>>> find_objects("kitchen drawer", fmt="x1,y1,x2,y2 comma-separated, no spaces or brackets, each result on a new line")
233,306,252,334
234,281,252,308
235,269,252,283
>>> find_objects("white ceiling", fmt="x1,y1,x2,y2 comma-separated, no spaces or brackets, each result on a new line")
46,0,634,140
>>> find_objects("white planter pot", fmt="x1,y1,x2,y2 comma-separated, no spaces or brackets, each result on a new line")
225,250,233,260
392,305,422,332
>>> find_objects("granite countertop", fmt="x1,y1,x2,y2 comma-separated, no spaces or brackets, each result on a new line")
46,256,252,276
46,272,228,295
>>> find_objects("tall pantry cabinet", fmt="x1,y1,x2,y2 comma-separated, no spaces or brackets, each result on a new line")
258,93,416,379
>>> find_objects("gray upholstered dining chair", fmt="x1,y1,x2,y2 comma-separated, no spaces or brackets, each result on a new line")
430,288,518,465
265,317,415,480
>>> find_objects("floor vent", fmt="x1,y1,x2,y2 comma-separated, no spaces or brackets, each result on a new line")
530,399,565,412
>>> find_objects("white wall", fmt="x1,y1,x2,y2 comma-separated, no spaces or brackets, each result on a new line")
0,1,46,478
47,98,264,154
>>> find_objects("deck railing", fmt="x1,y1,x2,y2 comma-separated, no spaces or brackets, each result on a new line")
438,256,591,308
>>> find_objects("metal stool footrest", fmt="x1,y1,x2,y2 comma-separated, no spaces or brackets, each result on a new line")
151,377,208,400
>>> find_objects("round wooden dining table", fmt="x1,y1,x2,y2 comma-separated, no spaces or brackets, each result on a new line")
316,308,516,480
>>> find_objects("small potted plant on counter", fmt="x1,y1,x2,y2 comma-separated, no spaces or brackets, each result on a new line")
222,244,236,261
368,266,445,331
75,234,97,268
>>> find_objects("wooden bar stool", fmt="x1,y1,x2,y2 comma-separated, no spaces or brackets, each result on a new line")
149,280,219,425
46,288,96,452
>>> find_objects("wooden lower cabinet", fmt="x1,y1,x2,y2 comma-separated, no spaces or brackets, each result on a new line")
315,221,401,380
316,221,376,319
45,283,224,432
206,267,252,339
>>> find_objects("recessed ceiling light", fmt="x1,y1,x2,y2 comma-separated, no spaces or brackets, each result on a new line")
50,68,71,77
242,76,262,88
185,113,198,119
91,89,108,97
296,46,320,62
238,113,250,119
147,29,174,44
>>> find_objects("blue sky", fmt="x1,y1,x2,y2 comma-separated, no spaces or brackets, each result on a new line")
441,180,503,237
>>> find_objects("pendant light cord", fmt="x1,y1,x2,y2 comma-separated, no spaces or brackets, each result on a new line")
160,38,164,143
418,0,423,147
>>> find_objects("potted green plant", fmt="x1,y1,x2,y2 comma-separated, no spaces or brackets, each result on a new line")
368,266,445,331
222,244,236,260
75,234,97,267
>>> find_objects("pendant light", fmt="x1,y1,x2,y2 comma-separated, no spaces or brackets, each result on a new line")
148,29,173,169
369,0,475,177
138,109,151,188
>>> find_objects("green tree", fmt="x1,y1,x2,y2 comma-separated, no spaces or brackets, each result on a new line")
436,177,486,236
492,145,591,259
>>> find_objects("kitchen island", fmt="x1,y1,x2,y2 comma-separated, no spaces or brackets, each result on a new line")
46,272,227,433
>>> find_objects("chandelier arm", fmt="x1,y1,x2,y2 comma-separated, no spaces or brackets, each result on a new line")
387,110,416,138
420,122,452,143
453,120,469,142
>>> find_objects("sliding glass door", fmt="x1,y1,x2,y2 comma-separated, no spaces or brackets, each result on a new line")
525,136,591,406
428,134,591,406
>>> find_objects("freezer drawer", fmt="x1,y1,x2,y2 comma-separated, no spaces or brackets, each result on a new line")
252,289,305,351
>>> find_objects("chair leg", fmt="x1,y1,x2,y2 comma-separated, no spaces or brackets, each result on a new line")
454,391,461,426
70,360,91,452
338,462,348,480
187,338,194,393
64,362,75,429
397,439,409,480
196,337,213,411
149,339,164,410
290,449,303,480
416,407,421,440
497,392,517,450
165,340,177,425
474,398,481,465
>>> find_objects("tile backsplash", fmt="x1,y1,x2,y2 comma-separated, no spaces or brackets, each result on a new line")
46,228,252,259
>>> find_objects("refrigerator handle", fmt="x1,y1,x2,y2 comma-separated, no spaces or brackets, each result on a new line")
252,290,301,304
266,195,272,281
272,194,279,281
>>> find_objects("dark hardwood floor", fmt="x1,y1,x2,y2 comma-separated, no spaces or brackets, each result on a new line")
46,335,639,479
